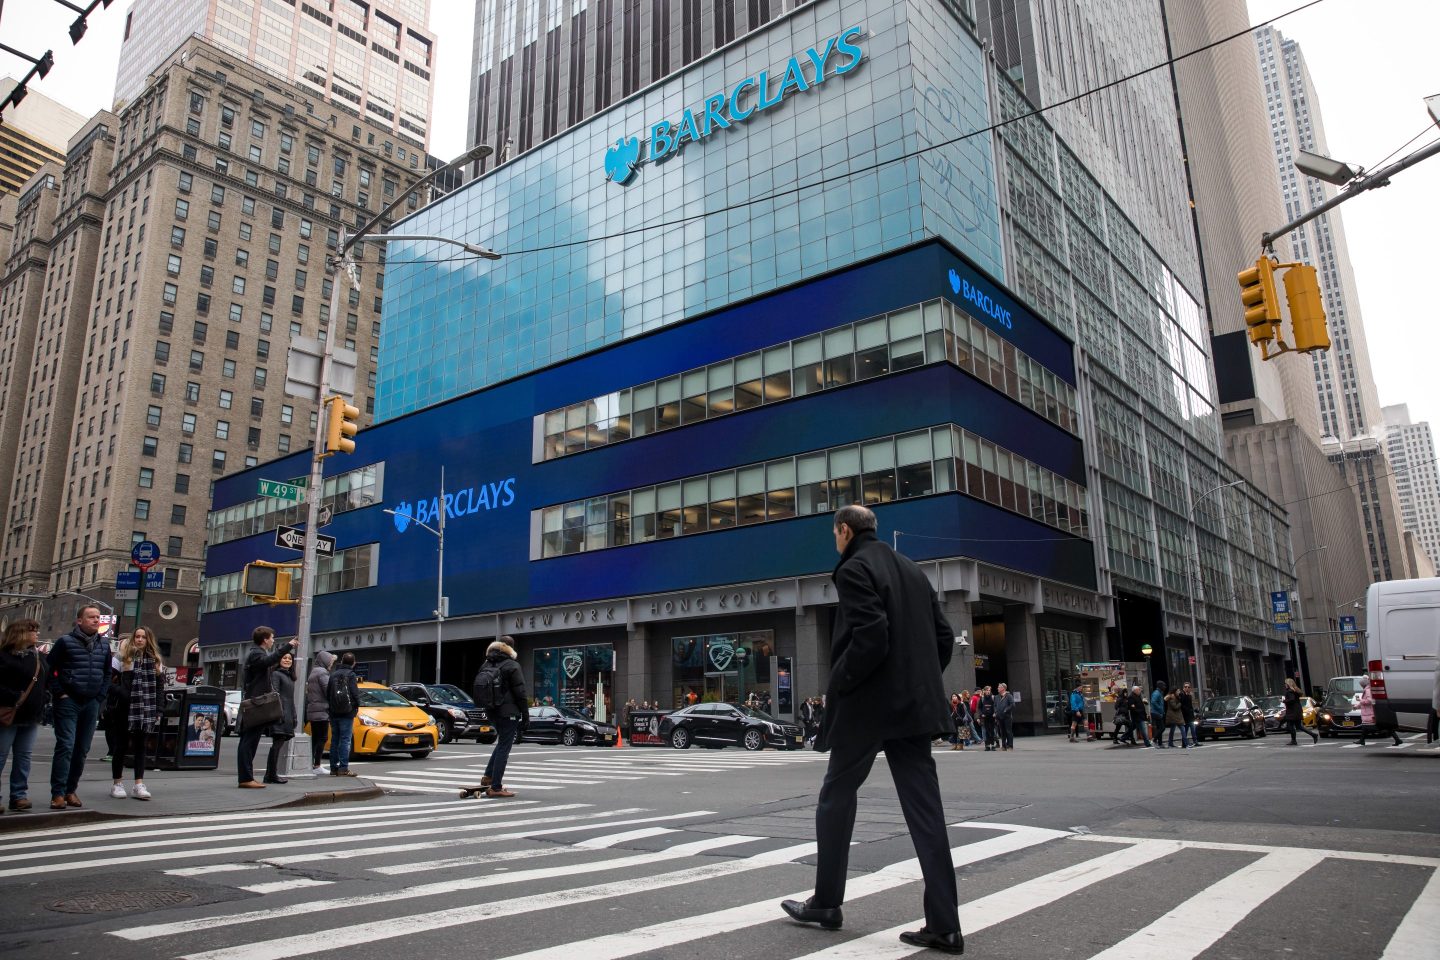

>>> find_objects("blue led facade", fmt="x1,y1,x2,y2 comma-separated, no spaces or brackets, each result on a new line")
376,0,1001,419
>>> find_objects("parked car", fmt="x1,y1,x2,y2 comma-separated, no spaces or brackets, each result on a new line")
517,705,617,746
222,690,242,737
1318,689,1364,737
391,682,496,744
1256,695,1318,732
1195,696,1267,740
658,702,805,751
306,682,438,759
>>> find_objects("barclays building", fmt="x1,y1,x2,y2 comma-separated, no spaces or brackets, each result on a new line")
202,0,1296,732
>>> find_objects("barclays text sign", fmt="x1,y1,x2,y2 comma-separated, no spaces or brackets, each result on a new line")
390,477,517,534
603,25,866,185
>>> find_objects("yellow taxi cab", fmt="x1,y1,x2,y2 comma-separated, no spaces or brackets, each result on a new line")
308,682,438,759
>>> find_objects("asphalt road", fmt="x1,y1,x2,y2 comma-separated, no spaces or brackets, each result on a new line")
2,731,1436,960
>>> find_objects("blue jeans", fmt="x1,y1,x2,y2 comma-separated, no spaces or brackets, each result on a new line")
1165,721,1191,747
483,716,520,788
0,722,40,802
51,695,102,798
329,716,355,772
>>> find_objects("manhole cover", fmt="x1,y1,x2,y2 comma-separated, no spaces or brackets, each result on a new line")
49,890,196,914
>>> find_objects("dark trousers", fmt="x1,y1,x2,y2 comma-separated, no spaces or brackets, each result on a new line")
1283,718,1315,744
50,696,101,797
484,716,520,787
997,715,1014,749
265,735,293,781
813,734,960,934
111,727,148,780
982,716,996,748
236,726,265,783
309,721,329,766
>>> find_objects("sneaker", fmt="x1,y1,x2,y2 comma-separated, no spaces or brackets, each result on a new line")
133,783,151,800
311,766,324,776
110,783,127,799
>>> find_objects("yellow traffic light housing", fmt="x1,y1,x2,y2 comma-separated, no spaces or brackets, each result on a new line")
324,395,360,456
243,560,298,605
1283,263,1330,353
1238,256,1282,346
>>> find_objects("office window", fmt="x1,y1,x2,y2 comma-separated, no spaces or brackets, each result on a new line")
138,468,154,488
150,373,166,396
162,283,177,305
170,504,187,524
134,499,151,520
178,443,193,463
215,420,230,440
174,473,190,494
154,341,171,363
212,450,227,472
218,389,233,409
170,226,186,247
186,382,201,403
167,536,184,557
189,350,204,371
193,321,208,343
146,405,162,427
181,413,196,435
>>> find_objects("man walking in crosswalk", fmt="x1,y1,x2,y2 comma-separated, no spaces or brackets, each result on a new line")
782,505,963,954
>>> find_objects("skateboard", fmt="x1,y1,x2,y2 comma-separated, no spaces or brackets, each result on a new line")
458,782,491,799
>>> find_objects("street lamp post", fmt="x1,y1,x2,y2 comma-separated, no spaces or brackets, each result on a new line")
734,645,750,706
284,144,496,776
1185,479,1246,701
1286,544,1328,689
383,467,446,685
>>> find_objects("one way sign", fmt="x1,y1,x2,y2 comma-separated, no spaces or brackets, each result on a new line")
275,524,335,556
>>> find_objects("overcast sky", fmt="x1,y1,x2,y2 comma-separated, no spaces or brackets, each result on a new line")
3,0,1437,434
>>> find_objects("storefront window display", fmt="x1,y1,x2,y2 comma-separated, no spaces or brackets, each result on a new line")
1039,627,1086,727
533,644,615,715
671,631,774,708
1204,645,1236,698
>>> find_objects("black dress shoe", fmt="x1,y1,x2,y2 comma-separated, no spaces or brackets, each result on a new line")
263,776,289,785
781,898,843,930
899,927,964,954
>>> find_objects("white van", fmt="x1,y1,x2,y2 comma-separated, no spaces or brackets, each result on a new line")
1364,577,1440,730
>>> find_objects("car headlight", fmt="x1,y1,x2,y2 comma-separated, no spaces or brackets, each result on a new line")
424,717,436,726
359,715,383,727
447,707,467,718
1321,713,1332,722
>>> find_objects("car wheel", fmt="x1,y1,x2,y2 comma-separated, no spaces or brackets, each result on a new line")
562,727,581,747
410,750,431,759
742,728,764,751
670,726,691,749
1257,724,1267,738
437,718,453,744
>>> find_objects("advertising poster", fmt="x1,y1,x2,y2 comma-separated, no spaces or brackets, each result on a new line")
183,703,220,756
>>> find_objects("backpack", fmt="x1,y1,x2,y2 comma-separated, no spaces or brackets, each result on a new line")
473,660,506,710
327,670,354,715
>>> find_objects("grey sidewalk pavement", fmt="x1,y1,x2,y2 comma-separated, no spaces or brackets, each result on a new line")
0,725,381,833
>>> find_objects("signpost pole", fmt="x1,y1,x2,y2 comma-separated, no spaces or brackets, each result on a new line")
435,466,445,685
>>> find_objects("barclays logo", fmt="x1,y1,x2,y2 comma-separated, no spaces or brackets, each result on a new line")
602,24,866,184
391,478,517,533
949,269,1013,330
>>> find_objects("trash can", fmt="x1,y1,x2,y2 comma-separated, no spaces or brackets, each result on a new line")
152,685,225,770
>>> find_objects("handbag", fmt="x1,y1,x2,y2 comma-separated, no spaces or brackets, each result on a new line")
239,691,283,731
0,655,42,727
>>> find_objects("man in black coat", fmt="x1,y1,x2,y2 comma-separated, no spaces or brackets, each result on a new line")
47,604,114,809
236,626,295,788
476,637,528,798
782,505,963,954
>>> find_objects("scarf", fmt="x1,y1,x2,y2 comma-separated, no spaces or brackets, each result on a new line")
128,656,160,730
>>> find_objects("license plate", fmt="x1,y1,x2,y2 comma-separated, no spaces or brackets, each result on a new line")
1214,727,1225,733
1342,721,1355,727
404,736,419,744
795,736,803,744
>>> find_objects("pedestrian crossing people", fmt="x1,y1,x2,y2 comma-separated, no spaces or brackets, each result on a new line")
1068,684,1086,742
1164,685,1190,748
305,651,336,775
979,685,997,750
108,627,163,800
781,505,963,954
1282,678,1318,746
47,604,112,809
1355,677,1402,747
475,637,528,798
325,652,361,777
263,651,298,784
1149,681,1167,746
0,619,46,814
238,626,296,789
995,683,1016,751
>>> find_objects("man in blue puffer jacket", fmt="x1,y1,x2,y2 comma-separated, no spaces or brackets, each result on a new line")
47,605,114,809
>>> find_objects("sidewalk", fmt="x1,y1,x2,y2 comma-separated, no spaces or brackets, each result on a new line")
0,725,381,833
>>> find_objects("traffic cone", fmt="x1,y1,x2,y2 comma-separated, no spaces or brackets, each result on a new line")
614,727,625,748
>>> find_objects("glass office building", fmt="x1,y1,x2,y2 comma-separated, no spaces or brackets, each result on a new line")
203,0,1296,729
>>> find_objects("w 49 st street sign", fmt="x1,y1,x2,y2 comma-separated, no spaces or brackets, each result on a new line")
258,478,306,502
275,524,335,556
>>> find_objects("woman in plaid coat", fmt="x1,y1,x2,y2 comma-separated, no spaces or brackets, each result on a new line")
108,627,163,801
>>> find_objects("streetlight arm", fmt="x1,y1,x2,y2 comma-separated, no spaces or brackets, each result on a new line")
382,509,440,538
344,144,492,257
373,234,502,260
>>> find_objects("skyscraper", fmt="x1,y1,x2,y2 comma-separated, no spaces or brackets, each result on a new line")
1384,404,1440,574
0,78,88,196
0,37,421,648
1254,25,1413,583
467,0,799,171
114,0,437,150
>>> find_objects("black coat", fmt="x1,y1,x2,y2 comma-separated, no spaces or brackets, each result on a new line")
479,652,528,721
47,627,112,702
242,641,294,700
0,647,48,725
825,531,955,745
269,668,298,737
1283,687,1302,722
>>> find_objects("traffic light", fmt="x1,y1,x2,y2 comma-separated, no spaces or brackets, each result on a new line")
324,395,359,455
1237,256,1281,345
243,560,297,604
1283,263,1330,353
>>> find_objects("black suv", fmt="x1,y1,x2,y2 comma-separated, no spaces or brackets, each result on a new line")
391,682,496,744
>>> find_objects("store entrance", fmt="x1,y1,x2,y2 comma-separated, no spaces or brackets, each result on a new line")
971,604,1007,691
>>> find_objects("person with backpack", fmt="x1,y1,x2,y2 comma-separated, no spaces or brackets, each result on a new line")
237,626,295,789
325,652,362,776
1067,685,1086,742
473,637,527,797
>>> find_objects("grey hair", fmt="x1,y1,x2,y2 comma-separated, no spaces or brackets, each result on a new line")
833,504,877,534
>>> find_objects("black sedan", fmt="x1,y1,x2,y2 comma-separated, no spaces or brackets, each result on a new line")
1318,692,1364,737
518,705,617,746
1196,696,1267,741
658,702,805,751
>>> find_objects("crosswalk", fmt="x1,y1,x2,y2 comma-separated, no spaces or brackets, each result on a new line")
363,744,827,795
1,794,1433,960
1106,731,1440,751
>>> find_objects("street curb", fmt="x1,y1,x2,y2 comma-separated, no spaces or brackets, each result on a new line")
0,783,384,834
